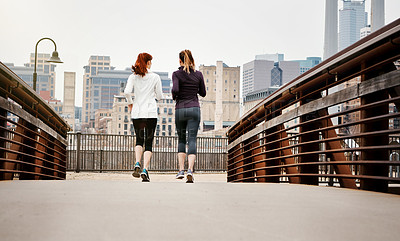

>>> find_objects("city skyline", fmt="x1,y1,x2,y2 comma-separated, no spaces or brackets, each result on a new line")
1,0,399,107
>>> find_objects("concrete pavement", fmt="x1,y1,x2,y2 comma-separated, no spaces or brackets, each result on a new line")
1,174,400,241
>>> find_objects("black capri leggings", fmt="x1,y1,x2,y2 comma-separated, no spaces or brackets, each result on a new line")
175,107,201,155
132,118,157,152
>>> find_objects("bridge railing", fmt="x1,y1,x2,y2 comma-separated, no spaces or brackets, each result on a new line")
67,133,227,172
227,18,400,192
0,62,70,180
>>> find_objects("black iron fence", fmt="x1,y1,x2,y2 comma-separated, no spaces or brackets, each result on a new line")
67,133,227,172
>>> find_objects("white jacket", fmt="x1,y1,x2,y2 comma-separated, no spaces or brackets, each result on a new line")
124,71,163,119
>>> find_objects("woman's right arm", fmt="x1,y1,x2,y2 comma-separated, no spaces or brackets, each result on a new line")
171,72,179,100
124,75,134,107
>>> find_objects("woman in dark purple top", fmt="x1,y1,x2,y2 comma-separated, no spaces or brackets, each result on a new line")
172,49,206,183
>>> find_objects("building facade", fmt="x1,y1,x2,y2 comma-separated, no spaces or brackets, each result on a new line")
243,87,279,114
63,72,76,131
199,62,240,132
82,55,113,131
95,109,112,134
243,60,274,96
156,94,175,136
339,0,368,51
25,53,57,98
5,63,51,96
293,57,322,74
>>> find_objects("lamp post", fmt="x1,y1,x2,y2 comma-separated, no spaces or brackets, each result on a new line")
33,37,63,91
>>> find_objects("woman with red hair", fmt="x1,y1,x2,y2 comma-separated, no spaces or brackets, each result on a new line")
124,53,163,182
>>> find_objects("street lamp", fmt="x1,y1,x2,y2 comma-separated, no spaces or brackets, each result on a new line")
33,37,63,91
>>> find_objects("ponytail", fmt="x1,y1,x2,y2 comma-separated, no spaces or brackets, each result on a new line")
132,53,152,77
179,50,195,74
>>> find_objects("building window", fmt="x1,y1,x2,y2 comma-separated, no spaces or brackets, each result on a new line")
162,125,166,131
168,117,172,123
124,124,127,130
125,106,128,113
164,108,167,113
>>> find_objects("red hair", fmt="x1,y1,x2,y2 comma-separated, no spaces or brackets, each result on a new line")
132,53,152,77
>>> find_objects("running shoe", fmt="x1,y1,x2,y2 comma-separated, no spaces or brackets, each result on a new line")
132,162,141,178
141,168,150,182
186,169,194,183
176,170,185,179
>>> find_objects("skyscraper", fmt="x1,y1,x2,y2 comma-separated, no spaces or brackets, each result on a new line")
371,0,385,32
82,56,113,131
339,0,368,51
323,0,338,60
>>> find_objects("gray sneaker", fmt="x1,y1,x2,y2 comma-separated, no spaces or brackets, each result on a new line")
176,170,184,179
186,169,194,183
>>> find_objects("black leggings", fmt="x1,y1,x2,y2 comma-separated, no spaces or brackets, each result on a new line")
132,118,157,152
175,107,200,155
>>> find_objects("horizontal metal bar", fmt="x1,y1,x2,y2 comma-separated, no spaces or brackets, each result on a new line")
0,135,66,162
230,173,400,183
0,169,64,180
0,147,66,168
227,161,400,178
0,158,66,174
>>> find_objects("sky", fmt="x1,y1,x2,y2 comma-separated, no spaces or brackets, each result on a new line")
1,0,399,107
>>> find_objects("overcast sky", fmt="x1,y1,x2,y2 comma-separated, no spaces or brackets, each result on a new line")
1,0,399,107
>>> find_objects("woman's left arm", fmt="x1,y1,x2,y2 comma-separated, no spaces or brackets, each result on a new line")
155,75,164,100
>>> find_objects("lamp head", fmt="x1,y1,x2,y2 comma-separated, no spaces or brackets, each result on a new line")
46,51,63,63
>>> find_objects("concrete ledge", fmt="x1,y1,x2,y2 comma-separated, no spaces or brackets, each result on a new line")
1,179,399,241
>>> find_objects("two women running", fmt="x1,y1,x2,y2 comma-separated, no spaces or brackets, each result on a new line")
125,50,206,183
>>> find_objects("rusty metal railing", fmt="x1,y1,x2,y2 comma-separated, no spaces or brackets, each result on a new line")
0,62,70,180
67,133,227,172
227,18,400,193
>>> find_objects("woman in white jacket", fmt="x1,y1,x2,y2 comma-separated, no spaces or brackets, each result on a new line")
124,53,163,182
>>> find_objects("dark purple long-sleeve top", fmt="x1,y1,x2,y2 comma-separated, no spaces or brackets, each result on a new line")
171,66,206,109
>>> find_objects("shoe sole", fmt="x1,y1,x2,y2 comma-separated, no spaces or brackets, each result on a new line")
176,175,184,179
141,173,150,182
132,167,141,178
186,174,194,183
